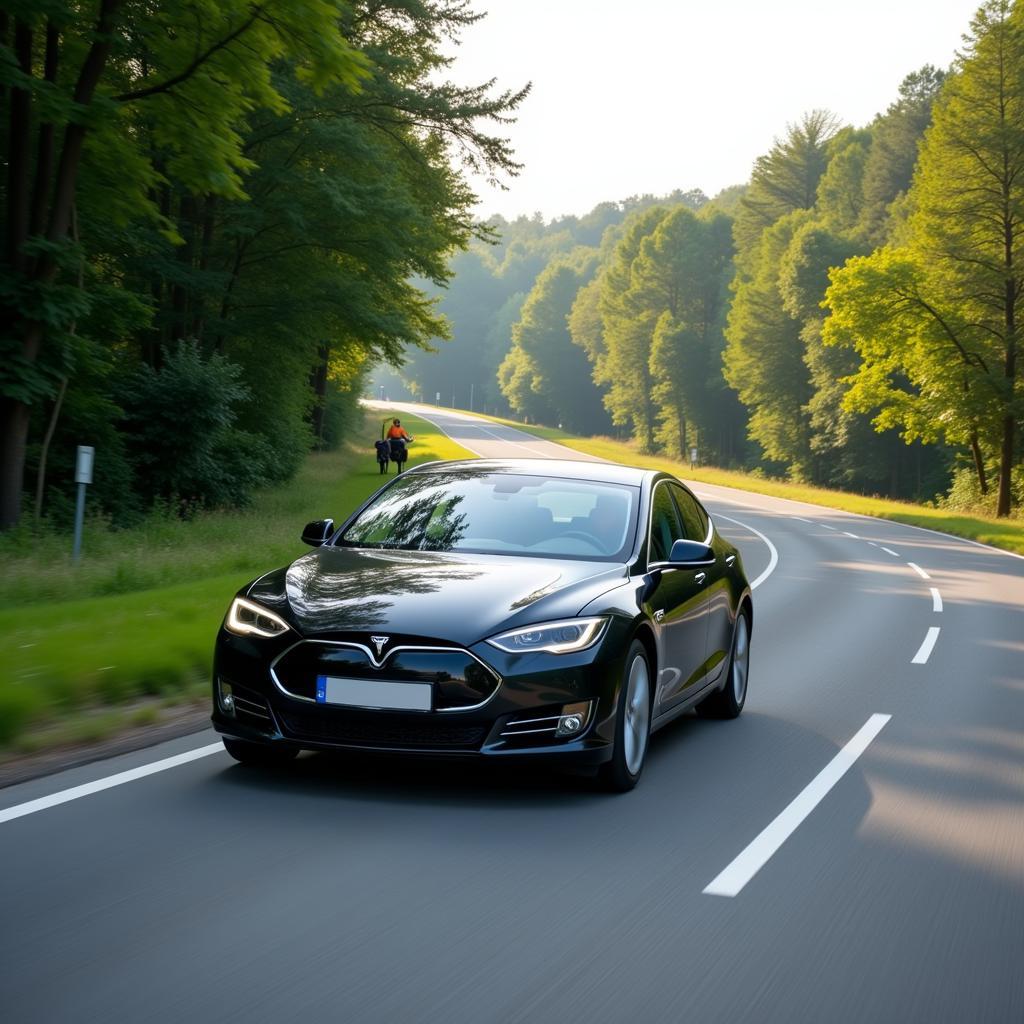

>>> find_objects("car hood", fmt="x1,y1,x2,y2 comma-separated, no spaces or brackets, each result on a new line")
247,546,628,645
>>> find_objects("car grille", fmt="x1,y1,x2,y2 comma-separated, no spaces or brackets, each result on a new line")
279,708,487,751
272,640,499,710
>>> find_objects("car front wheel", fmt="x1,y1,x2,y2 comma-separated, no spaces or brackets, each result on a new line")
599,640,652,793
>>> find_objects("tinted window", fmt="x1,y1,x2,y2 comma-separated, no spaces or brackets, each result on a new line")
671,484,709,541
649,483,684,562
339,472,638,561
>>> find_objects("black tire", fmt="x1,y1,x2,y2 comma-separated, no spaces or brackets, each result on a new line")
696,607,750,720
222,737,299,766
598,640,652,793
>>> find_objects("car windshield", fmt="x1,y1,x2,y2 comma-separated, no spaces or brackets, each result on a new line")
338,471,638,561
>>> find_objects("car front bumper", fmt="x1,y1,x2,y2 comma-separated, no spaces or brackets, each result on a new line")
211,622,632,764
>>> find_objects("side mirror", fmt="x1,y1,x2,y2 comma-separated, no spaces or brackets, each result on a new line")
301,518,335,547
668,539,714,566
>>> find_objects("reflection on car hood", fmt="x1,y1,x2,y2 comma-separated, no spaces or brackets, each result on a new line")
251,546,627,644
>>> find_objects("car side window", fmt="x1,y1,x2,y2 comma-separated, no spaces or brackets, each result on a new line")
649,483,684,563
671,484,709,541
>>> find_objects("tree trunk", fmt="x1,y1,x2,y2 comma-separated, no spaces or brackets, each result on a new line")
310,343,329,449
5,20,32,272
969,430,988,495
0,399,30,528
0,0,122,531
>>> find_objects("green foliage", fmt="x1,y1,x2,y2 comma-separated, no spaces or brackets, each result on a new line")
498,248,608,431
116,341,269,511
825,1,1024,514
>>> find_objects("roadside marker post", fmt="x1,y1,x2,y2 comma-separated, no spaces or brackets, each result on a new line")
72,445,94,565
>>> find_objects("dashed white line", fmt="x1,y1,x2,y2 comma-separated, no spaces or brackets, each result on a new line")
703,714,892,897
0,743,224,825
790,516,813,524
712,513,779,590
881,547,900,557
912,626,941,664
930,587,943,613
907,562,931,580
820,524,837,530
843,531,859,539
867,541,879,547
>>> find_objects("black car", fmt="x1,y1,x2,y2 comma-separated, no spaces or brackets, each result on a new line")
212,459,752,790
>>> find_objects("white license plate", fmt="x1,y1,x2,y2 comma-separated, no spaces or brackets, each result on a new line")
315,675,432,712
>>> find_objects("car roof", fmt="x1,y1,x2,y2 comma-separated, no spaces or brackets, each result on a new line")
408,457,653,487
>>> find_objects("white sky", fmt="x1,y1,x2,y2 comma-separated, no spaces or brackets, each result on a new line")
448,0,982,221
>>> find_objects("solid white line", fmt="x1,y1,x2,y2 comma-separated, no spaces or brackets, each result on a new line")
867,541,879,547
712,513,779,590
912,626,941,665
790,516,813,524
930,587,943,612
843,531,859,539
0,743,224,825
907,561,931,580
820,524,837,530
703,713,891,898
881,547,900,557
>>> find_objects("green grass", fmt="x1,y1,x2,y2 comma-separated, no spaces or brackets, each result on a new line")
0,411,473,747
465,411,1024,556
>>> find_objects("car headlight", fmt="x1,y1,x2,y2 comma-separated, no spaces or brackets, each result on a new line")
486,617,607,654
225,596,290,638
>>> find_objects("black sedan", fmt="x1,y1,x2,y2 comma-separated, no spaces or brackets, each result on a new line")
212,459,752,790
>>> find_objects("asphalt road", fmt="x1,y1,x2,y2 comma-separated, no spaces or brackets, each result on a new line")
3,405,1023,1022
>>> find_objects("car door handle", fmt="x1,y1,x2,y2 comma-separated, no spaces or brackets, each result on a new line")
694,571,706,584
725,554,735,566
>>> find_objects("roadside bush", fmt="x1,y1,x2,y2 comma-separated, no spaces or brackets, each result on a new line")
940,466,1024,517
116,341,270,513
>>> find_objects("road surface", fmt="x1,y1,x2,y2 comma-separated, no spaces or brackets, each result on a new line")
2,405,1022,1022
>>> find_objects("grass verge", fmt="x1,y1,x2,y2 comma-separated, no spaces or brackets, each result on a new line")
0,411,473,749
470,412,1024,556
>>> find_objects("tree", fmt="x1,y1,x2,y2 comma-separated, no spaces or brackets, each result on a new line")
0,0,369,527
593,206,670,449
497,248,608,431
858,65,947,245
824,0,1024,515
725,113,841,477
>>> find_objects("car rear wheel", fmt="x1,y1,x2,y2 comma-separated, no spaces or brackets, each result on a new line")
599,640,651,793
696,607,750,720
222,737,299,766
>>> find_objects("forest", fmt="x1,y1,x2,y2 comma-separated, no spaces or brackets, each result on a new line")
2,0,1023,535
391,0,1024,518
0,0,525,531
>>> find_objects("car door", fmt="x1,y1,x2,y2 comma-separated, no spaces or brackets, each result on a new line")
645,481,709,711
671,483,731,684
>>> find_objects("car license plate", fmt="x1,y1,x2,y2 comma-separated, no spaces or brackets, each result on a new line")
315,675,432,712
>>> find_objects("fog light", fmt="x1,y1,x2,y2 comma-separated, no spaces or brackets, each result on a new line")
555,700,593,738
218,680,235,714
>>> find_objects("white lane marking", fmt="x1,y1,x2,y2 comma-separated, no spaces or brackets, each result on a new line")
820,524,837,530
843,531,859,539
912,626,941,665
0,743,224,825
704,714,891,898
907,561,931,580
881,547,900,557
712,513,779,590
790,516,813,524
930,587,943,613
867,541,879,547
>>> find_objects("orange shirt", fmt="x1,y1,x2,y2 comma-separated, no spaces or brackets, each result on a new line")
387,426,410,440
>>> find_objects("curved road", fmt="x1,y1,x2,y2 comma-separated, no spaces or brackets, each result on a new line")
2,405,1023,1022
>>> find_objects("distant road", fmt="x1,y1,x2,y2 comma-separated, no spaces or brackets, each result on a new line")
2,405,1022,1022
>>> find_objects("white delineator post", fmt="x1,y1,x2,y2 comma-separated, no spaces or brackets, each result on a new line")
72,445,94,564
